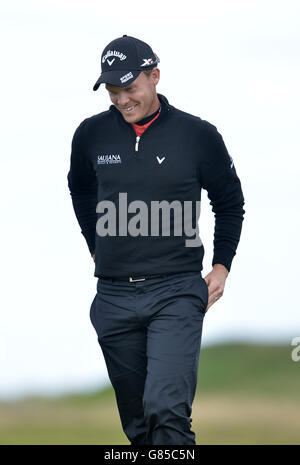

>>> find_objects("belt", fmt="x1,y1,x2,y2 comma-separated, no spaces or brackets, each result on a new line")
99,273,170,282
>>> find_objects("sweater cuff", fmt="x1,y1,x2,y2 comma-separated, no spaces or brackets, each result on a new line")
212,247,236,273
81,229,96,255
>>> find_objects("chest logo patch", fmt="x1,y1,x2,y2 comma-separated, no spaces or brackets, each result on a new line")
156,156,166,165
97,154,122,165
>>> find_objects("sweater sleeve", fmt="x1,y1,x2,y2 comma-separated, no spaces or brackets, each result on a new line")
198,120,245,272
67,121,98,255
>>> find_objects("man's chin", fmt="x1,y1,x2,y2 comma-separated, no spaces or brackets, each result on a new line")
119,105,142,123
123,113,141,123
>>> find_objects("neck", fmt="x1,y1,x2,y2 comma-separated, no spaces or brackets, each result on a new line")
135,105,161,126
149,94,160,115
142,94,160,119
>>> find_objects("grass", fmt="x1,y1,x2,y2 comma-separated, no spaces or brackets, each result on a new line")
0,343,299,445
197,343,300,398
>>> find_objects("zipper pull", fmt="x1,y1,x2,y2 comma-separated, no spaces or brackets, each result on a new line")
135,136,140,152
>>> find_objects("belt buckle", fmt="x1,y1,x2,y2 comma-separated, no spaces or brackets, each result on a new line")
129,276,146,282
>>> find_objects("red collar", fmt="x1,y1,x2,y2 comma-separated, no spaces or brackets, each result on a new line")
131,111,160,137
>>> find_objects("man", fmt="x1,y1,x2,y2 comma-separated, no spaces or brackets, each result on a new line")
67,35,245,445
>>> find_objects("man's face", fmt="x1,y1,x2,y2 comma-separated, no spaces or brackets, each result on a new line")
105,68,160,123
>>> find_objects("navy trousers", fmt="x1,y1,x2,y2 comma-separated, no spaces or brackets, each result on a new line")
89,270,209,445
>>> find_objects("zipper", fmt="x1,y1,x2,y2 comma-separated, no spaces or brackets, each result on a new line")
130,105,169,153
133,106,164,152
135,136,141,152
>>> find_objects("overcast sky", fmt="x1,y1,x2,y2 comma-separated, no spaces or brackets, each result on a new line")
0,0,299,399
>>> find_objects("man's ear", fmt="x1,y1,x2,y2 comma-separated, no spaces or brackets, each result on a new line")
152,68,160,86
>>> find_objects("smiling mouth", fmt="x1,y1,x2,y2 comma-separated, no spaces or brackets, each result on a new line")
120,104,138,113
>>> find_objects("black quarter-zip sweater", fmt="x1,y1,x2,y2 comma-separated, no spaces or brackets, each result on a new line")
67,93,245,277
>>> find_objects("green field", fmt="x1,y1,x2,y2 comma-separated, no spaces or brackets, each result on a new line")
1,343,299,445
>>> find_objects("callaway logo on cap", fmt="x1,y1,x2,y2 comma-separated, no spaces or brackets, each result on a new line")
93,35,160,91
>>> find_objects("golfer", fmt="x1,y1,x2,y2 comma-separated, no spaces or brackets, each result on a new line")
67,35,245,445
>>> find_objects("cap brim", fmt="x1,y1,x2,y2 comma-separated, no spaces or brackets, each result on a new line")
93,70,142,91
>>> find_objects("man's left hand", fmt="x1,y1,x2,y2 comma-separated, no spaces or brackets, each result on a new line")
203,264,229,312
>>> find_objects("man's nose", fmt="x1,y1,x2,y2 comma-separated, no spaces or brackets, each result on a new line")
117,92,130,108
